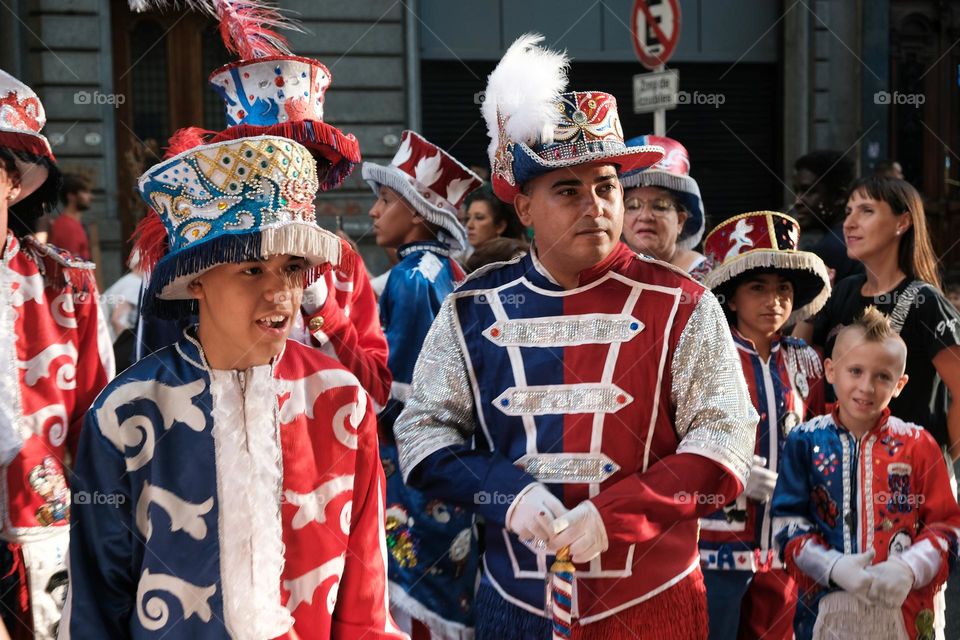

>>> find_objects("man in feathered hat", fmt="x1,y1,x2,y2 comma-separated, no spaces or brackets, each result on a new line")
361,131,482,638
0,69,114,640
62,134,406,639
393,35,758,639
698,211,830,639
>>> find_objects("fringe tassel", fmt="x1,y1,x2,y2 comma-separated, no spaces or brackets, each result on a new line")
210,121,360,191
474,584,552,639
811,592,908,640
143,224,340,319
21,236,95,294
574,572,708,640
706,250,832,323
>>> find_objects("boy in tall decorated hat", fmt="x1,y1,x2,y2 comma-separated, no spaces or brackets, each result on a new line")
393,35,759,639
697,211,830,639
62,134,406,639
773,307,960,639
0,70,113,640
135,0,392,408
361,130,483,638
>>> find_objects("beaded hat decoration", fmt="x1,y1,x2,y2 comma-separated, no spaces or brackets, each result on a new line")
704,211,830,323
209,55,361,192
361,130,481,251
621,135,705,251
135,134,340,318
0,68,58,205
481,34,664,202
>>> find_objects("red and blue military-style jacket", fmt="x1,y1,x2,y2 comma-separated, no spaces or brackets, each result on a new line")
699,328,824,572
395,242,758,626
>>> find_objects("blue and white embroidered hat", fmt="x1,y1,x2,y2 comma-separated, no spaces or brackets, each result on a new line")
135,134,340,318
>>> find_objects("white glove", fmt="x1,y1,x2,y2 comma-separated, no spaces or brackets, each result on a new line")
550,500,609,563
829,549,876,601
505,483,567,547
865,557,914,607
744,455,778,502
301,275,329,315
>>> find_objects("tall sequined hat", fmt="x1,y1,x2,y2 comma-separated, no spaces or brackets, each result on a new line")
134,134,341,319
209,55,361,192
621,135,705,251
704,211,830,323
361,130,482,251
0,69,58,205
481,34,664,202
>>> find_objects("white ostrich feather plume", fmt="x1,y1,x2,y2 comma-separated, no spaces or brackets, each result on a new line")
414,152,443,188
482,33,569,167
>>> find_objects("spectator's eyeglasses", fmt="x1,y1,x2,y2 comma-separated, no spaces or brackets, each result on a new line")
624,197,677,217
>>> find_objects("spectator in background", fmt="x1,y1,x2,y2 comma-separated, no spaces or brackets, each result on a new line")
620,135,712,281
790,150,861,283
874,159,904,180
48,172,92,259
796,176,960,460
464,184,526,250
947,281,960,313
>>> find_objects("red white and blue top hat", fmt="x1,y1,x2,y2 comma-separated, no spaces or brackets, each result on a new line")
361,130,482,251
704,211,830,323
622,135,705,251
209,55,361,192
482,35,664,203
0,69,59,205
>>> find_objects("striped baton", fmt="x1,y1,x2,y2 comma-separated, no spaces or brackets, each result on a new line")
550,547,575,639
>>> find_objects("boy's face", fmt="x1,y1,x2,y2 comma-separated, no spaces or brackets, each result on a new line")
189,254,307,369
825,329,909,433
514,163,624,274
727,273,794,337
368,186,422,248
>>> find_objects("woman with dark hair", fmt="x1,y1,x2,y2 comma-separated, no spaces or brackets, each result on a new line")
463,184,526,249
797,176,960,458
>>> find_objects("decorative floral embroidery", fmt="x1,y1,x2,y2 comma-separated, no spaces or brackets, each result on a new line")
811,485,839,528
385,505,418,568
28,457,69,526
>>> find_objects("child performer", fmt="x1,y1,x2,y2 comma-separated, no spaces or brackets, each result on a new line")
699,211,831,639
773,306,960,640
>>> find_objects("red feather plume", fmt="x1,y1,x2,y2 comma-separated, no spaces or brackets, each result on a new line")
217,0,296,59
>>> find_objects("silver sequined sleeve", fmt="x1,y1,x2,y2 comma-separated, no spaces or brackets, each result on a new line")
395,298,477,482
672,290,758,484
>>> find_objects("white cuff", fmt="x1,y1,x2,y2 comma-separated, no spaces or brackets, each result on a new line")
794,539,842,586
897,539,943,589
505,482,539,531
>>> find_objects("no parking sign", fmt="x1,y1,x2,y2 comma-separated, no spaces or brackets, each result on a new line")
631,0,681,70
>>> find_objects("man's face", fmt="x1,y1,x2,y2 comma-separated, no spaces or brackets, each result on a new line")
791,168,828,230
368,186,420,248
190,254,307,369
73,188,93,211
514,163,623,275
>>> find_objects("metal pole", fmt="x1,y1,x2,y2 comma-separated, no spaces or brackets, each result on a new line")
653,64,665,135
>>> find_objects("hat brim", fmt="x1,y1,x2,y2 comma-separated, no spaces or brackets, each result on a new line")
210,122,360,192
705,249,831,323
361,162,468,251
498,142,664,202
143,223,341,319
0,129,55,204
622,170,705,250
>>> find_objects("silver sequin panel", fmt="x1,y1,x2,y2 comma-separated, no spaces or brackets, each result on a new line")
673,290,758,484
493,383,632,415
482,314,643,347
395,299,478,482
